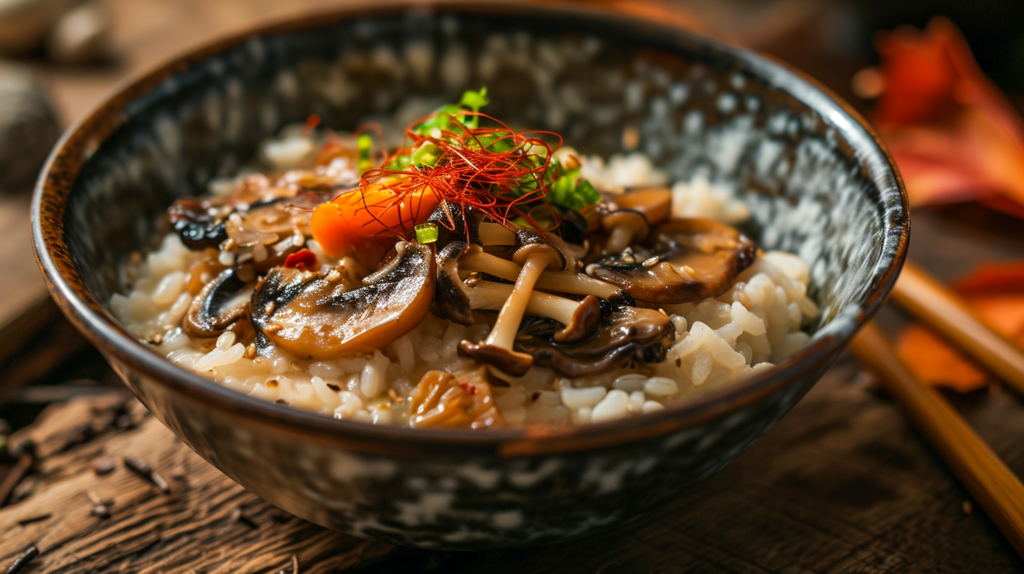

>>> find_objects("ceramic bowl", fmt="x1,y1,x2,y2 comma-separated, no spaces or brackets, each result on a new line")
32,2,908,549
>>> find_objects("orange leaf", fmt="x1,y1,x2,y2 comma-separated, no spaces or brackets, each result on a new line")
895,260,1024,392
871,17,1024,216
951,261,1024,296
970,295,1024,340
895,324,987,393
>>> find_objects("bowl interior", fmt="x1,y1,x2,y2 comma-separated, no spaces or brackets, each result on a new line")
39,3,906,438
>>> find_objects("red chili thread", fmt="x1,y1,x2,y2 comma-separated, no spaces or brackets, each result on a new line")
347,110,565,243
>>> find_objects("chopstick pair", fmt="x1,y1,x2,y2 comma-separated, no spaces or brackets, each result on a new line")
849,262,1024,559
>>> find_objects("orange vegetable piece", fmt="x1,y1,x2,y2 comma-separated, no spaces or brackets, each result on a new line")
310,181,440,257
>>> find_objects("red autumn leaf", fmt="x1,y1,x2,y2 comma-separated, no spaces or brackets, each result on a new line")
896,261,1024,392
952,261,1024,296
871,17,1024,217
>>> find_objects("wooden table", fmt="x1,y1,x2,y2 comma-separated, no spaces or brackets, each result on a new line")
3,1,1024,572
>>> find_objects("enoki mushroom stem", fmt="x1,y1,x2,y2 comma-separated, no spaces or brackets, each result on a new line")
485,253,548,349
468,281,584,326
461,250,621,300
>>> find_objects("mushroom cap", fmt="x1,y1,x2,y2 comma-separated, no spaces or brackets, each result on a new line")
433,241,474,326
589,218,756,304
168,198,229,250
251,241,435,358
600,208,650,241
554,207,589,245
609,188,672,225
426,202,483,248
515,306,672,378
182,267,254,340
512,229,566,270
552,295,601,344
457,340,534,376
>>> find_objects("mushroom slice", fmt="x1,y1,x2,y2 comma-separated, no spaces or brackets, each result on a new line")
409,367,502,429
514,306,673,378
251,241,434,359
424,203,484,248
433,241,474,326
588,218,757,305
168,198,229,250
182,267,254,340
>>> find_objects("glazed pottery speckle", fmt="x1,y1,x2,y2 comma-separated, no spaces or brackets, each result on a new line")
33,2,908,549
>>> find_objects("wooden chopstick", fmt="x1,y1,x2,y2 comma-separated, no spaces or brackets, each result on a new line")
850,322,1024,559
891,261,1024,396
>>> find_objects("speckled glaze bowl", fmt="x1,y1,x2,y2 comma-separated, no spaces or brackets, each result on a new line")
32,2,908,549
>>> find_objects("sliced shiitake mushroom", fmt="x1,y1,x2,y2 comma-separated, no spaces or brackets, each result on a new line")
587,218,756,305
168,198,229,250
514,306,673,378
433,241,474,326
182,267,254,340
426,203,486,248
251,241,435,359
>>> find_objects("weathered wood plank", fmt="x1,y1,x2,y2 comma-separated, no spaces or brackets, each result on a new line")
1,394,395,574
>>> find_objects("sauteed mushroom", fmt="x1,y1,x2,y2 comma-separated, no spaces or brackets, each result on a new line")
601,208,649,253
436,257,601,344
168,198,229,250
587,218,756,304
251,241,434,359
465,283,600,344
458,230,566,375
514,306,674,378
182,267,253,340
460,250,622,300
608,188,672,225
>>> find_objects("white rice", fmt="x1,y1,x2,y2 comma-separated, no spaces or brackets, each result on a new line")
112,151,817,427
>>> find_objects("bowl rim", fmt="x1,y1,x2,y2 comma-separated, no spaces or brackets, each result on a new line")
31,0,909,457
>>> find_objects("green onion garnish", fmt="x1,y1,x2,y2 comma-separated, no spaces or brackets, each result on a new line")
414,222,439,244
357,133,373,174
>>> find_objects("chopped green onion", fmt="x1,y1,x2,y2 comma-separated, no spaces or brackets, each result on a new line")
546,161,601,211
460,87,489,113
411,142,441,167
414,222,439,244
357,133,373,174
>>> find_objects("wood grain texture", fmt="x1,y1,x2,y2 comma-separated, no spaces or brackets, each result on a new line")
0,394,395,574
851,323,1024,560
